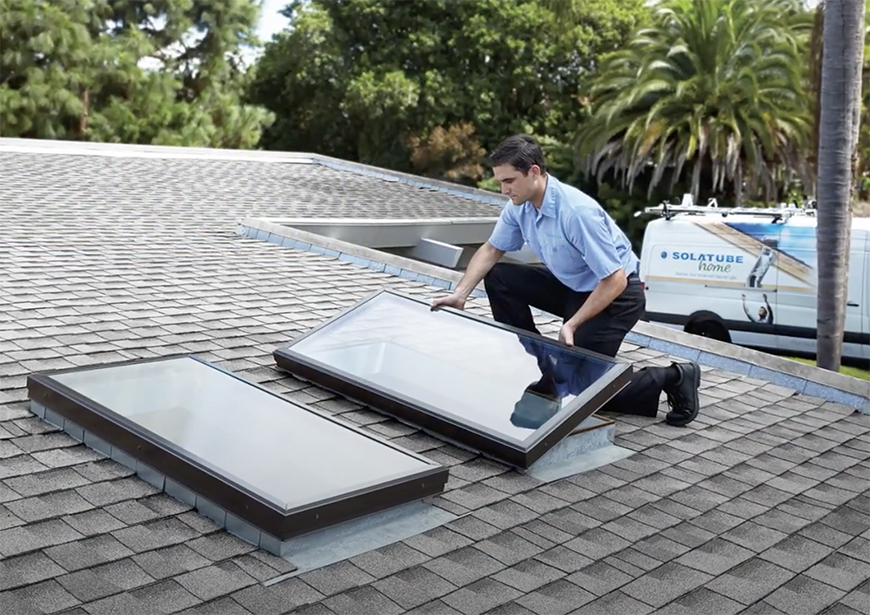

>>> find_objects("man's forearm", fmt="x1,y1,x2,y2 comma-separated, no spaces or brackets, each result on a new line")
454,242,505,298
566,269,627,327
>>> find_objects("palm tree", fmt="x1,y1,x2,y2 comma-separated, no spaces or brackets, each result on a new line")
816,0,865,371
576,0,813,204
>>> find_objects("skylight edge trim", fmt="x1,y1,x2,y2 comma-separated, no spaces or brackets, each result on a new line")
26,354,449,540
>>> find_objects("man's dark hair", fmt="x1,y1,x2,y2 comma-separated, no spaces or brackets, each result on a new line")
489,134,547,175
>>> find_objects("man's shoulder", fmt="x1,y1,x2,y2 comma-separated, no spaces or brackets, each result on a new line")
550,176,604,217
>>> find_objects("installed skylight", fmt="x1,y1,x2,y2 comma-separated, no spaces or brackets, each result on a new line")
26,356,447,540
273,291,632,468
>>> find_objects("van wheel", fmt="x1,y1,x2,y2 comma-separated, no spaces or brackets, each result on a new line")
687,320,731,343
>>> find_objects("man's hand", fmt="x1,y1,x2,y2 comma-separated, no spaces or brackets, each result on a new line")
558,321,577,346
431,293,466,312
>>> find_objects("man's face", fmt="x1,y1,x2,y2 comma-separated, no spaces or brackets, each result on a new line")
493,163,540,204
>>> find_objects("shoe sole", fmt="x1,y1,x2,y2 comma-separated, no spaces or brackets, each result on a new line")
667,362,701,427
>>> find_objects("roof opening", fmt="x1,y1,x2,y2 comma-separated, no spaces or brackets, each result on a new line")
254,217,541,270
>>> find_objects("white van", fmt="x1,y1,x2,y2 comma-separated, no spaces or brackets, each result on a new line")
638,198,870,362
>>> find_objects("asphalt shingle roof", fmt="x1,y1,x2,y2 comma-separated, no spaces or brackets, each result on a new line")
1,141,869,615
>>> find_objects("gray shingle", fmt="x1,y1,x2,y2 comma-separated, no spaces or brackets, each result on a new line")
232,577,324,614
299,561,376,597
668,486,730,513
3,579,81,614
798,521,854,549
568,590,653,615
403,600,463,615
76,477,159,508
402,526,474,558
72,460,136,483
514,578,595,615
111,518,201,552
564,528,631,561
56,558,154,602
821,507,870,536
473,531,547,567
0,503,24,531
131,545,212,580
841,537,870,565
372,566,458,609
43,534,134,572
5,490,94,523
621,562,714,608
62,509,127,537
348,541,430,578
674,537,755,576
175,596,252,615
444,515,501,542
764,574,845,615
321,586,404,615
537,507,600,536
803,553,870,592
705,557,794,605
721,521,789,552
440,578,523,615
174,561,257,602
0,551,67,591
609,548,661,572
717,496,771,520
569,496,632,523
688,509,745,534
0,518,84,557
841,579,870,613
599,516,658,543
650,588,744,615
423,547,506,587
754,508,813,535
186,532,256,562
759,534,835,573
630,534,691,563
3,467,91,497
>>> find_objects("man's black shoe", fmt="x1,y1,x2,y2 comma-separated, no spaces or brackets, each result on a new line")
664,362,701,426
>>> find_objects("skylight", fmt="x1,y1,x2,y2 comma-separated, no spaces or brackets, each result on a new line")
273,290,633,468
26,356,448,544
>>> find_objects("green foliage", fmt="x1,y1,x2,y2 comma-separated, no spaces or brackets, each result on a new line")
249,0,649,181
576,0,814,204
0,0,274,147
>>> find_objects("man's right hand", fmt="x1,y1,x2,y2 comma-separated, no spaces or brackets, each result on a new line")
430,293,466,312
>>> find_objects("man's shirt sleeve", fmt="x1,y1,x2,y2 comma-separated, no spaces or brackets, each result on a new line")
565,206,624,281
487,204,525,252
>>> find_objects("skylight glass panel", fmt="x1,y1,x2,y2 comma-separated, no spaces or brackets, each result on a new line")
274,291,632,467
28,356,447,540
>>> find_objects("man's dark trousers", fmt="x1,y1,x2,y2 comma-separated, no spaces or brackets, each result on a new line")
484,262,666,417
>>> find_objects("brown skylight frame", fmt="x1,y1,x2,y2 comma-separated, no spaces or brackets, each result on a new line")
26,355,449,541
273,290,633,468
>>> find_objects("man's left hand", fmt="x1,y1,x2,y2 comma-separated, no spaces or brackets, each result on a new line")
558,322,577,346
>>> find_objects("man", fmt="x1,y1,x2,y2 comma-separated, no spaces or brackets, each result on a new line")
431,134,701,426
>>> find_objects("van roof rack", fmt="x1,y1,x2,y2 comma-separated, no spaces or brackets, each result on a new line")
637,194,817,222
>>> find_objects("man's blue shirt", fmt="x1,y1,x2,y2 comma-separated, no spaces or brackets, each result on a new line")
487,175,640,292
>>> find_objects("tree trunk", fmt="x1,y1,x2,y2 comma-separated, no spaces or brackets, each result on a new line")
78,88,90,138
816,0,865,371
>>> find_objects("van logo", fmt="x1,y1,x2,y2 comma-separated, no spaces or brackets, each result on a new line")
660,251,668,259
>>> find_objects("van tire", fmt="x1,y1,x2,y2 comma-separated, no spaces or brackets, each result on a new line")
686,319,731,343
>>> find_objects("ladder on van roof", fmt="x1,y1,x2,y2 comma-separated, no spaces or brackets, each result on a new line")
637,194,817,222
